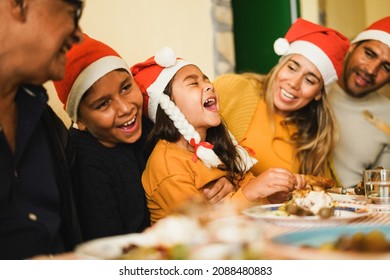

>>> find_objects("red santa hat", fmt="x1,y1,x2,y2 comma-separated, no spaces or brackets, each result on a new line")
273,18,350,91
131,47,257,170
53,34,130,123
351,16,390,47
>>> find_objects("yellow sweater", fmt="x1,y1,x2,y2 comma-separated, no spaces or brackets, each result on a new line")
214,73,299,176
142,140,267,224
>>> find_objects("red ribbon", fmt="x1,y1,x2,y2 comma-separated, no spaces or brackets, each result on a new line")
238,138,256,156
189,138,215,162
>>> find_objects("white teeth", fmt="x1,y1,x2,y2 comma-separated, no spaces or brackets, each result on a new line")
204,98,215,104
281,89,295,99
122,116,136,126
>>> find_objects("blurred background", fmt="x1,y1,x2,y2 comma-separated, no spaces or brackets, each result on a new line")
47,0,390,127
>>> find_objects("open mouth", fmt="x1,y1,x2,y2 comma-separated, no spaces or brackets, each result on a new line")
203,97,218,111
281,89,296,100
118,115,136,130
354,70,373,87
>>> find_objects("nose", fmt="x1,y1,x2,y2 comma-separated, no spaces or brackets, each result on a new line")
115,97,132,117
364,60,380,78
203,84,214,93
288,74,301,90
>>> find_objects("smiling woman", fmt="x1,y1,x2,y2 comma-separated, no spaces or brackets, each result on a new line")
214,18,350,186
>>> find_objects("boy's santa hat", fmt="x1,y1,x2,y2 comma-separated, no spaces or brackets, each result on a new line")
273,18,350,91
351,16,390,47
131,47,257,170
54,34,130,123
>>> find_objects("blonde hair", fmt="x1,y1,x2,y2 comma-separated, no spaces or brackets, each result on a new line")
242,55,338,176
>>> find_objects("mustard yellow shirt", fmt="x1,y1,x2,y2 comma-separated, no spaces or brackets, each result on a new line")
214,73,299,176
142,140,266,224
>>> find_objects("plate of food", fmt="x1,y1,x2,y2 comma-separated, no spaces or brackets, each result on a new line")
243,188,370,227
75,214,265,260
268,225,390,259
328,192,366,203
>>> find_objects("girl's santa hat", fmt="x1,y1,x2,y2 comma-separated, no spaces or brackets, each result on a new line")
273,18,350,91
351,16,390,47
131,47,257,170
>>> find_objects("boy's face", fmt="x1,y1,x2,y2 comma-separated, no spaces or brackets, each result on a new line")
77,70,143,147
171,65,221,135
341,40,390,98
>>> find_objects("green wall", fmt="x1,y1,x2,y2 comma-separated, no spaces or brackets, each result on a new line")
232,0,300,74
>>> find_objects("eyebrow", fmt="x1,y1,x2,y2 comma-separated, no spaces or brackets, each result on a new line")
183,73,209,82
87,75,132,108
290,59,321,82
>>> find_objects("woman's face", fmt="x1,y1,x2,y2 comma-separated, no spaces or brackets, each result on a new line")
272,54,324,116
77,70,143,148
171,65,221,135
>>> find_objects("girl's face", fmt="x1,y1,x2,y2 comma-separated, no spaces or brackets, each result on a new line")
272,54,324,116
171,65,221,135
77,70,143,148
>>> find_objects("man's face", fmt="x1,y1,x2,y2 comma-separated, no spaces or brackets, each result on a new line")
341,40,390,98
20,0,83,84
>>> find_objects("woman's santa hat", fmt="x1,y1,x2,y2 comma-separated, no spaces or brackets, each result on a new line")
351,16,390,47
273,18,350,91
54,34,130,123
131,47,257,170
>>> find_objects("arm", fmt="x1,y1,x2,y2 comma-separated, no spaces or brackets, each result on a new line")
242,168,297,201
214,73,261,141
202,177,236,205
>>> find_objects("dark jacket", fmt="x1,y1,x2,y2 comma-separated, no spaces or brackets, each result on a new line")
70,117,151,241
0,85,82,259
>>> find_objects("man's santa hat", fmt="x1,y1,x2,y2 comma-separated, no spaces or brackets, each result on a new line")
351,16,390,47
273,18,350,91
131,47,257,170
54,34,130,123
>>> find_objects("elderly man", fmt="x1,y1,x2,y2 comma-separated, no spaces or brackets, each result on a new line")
329,16,390,189
0,0,84,259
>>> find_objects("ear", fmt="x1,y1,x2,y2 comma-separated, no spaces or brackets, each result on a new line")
314,89,323,101
76,120,88,131
10,0,28,21
314,94,322,101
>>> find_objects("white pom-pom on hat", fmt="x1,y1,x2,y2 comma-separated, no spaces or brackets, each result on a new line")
273,38,290,56
154,47,177,67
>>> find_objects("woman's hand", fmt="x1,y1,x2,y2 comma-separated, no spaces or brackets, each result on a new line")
242,168,296,202
203,177,236,205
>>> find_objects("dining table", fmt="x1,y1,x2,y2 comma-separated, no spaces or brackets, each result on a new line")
261,197,390,259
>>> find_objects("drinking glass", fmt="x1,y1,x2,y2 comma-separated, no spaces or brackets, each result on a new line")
363,169,390,211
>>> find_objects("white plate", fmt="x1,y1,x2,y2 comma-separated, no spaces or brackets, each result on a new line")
75,233,153,259
268,225,390,259
329,193,366,203
242,203,370,227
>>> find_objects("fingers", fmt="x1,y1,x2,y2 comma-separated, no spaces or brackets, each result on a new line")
294,174,306,189
202,177,235,205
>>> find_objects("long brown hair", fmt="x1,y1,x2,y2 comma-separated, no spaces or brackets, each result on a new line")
243,55,338,176
146,77,248,184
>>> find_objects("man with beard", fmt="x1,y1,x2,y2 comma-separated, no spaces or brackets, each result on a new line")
328,16,390,189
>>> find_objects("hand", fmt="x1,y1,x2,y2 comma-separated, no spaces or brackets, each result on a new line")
203,177,236,205
242,168,296,202
294,173,306,189
267,191,290,204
